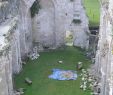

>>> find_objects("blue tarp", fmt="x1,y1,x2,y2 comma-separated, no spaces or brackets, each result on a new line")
48,69,77,80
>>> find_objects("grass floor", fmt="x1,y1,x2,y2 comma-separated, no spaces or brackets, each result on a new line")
83,0,100,27
14,47,91,95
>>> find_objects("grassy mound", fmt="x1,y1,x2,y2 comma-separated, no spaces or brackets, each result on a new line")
83,0,100,27
14,47,91,95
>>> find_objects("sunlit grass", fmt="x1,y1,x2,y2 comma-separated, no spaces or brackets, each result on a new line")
14,47,91,95
83,0,100,27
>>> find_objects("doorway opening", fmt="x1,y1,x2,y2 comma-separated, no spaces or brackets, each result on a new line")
65,31,73,46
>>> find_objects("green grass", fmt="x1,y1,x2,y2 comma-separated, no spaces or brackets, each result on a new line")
83,0,100,27
14,47,91,95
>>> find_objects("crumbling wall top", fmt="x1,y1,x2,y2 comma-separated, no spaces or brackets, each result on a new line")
0,17,18,55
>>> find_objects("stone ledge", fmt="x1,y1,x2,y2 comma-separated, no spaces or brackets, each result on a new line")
0,17,18,55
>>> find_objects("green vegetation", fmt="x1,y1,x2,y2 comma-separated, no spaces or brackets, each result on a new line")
30,0,40,17
83,0,100,27
14,47,91,95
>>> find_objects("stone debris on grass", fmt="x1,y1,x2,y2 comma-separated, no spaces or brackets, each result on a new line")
58,60,63,64
28,46,40,60
17,88,26,92
14,91,21,95
77,61,83,70
14,90,24,95
80,69,101,95
22,61,26,65
25,77,32,85
29,53,40,60
15,88,26,95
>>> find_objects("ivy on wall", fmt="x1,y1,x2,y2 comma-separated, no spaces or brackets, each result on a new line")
30,0,40,17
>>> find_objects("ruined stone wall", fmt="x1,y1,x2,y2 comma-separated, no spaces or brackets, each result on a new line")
0,0,19,23
72,0,89,49
0,17,18,95
95,0,113,94
0,1,18,94
0,0,34,73
0,0,89,95
0,52,13,95
32,0,89,49
0,0,36,95
32,0,56,49
19,0,33,57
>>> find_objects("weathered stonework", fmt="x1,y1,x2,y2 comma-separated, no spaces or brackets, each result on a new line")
32,0,89,49
0,0,89,95
0,0,35,95
0,17,18,95
72,0,89,49
95,0,113,95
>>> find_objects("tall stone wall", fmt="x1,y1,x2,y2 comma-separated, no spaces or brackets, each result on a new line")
32,0,89,49
72,0,89,49
0,0,36,95
32,0,56,49
0,17,18,95
19,0,33,57
95,0,113,95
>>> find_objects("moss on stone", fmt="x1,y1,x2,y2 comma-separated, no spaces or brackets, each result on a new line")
30,0,40,17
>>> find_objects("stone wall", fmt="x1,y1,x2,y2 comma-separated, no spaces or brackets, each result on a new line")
0,0,36,95
95,0,113,95
32,0,89,49
32,0,56,49
0,17,18,95
0,0,89,95
72,0,89,49
0,0,19,23
19,0,33,57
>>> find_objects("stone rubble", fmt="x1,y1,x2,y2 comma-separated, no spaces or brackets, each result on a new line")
80,69,101,94
28,46,40,60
